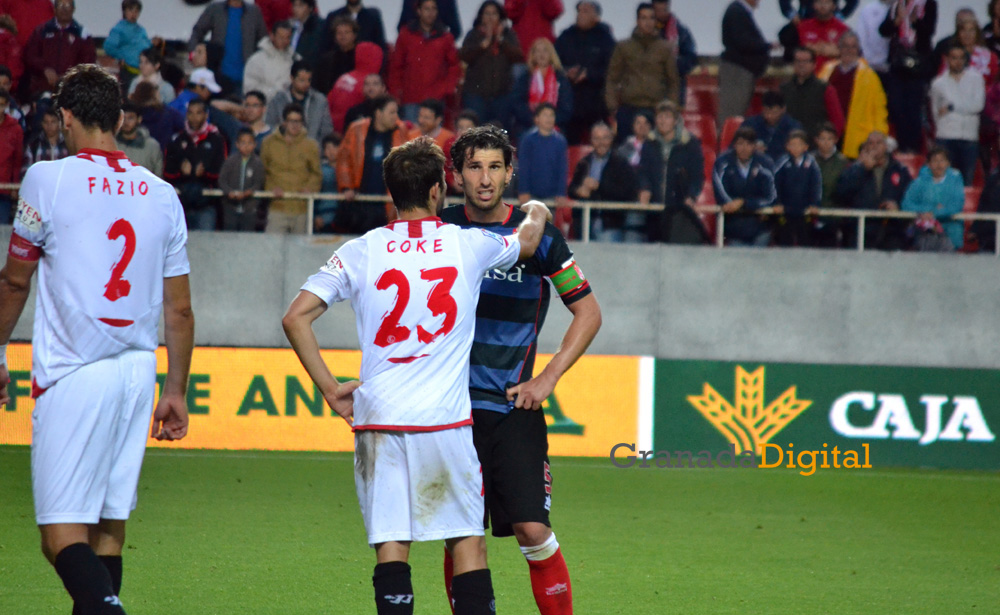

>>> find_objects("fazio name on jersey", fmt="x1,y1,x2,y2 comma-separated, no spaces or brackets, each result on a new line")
87,176,150,197
484,263,524,282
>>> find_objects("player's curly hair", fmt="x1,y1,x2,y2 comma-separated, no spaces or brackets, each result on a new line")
53,64,122,133
450,124,515,173
383,137,446,212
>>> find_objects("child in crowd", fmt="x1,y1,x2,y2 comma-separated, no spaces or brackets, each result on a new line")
773,130,822,247
219,128,266,232
104,0,157,91
315,133,341,233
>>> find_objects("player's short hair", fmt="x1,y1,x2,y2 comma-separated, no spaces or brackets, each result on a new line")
290,60,312,79
533,102,556,118
419,98,445,119
282,102,305,120
761,91,785,108
450,124,515,173
815,122,837,139
786,129,809,145
322,133,343,148
236,127,256,141
383,137,446,212
139,46,162,66
732,126,757,145
244,89,267,105
122,0,141,13
655,99,680,119
456,109,480,126
187,97,209,113
53,64,122,133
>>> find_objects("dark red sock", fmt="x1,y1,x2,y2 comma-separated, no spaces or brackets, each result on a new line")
443,547,455,614
526,547,572,615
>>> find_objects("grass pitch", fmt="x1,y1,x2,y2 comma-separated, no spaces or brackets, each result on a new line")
1,445,998,614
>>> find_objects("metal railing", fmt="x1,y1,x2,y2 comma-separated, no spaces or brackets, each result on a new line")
4,183,1000,254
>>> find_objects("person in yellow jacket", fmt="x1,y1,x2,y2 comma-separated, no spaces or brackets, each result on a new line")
818,31,888,159
261,102,323,233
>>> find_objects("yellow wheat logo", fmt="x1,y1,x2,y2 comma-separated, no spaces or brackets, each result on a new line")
687,366,812,456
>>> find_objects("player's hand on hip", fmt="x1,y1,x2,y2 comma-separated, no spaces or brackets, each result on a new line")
324,380,361,422
506,374,556,411
0,365,9,409
152,392,189,441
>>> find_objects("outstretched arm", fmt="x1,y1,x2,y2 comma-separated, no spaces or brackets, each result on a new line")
282,290,360,422
507,293,602,410
152,274,194,440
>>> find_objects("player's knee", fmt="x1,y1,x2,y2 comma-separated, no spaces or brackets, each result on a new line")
512,522,551,547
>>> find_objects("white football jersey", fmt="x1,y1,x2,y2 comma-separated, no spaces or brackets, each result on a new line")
12,149,190,389
302,217,520,430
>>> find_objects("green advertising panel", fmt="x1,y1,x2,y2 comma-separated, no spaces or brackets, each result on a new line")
653,360,1000,471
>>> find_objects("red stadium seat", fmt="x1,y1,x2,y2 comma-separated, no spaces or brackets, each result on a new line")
894,153,925,179
718,116,743,152
684,112,717,151
961,186,982,252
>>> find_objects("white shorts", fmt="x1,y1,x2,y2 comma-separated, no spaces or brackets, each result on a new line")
32,350,157,525
354,426,485,547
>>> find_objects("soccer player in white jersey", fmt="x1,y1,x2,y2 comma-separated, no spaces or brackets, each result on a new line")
283,137,550,615
0,65,194,615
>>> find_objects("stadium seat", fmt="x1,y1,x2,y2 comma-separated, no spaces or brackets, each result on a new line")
566,145,593,185
718,116,743,152
684,112,717,151
894,153,926,179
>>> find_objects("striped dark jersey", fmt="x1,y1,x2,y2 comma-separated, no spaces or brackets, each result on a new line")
439,204,592,413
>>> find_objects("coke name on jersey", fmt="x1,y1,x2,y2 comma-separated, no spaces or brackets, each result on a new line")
386,239,443,254
87,176,149,197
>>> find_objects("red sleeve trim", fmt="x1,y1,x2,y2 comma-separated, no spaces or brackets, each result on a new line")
352,417,474,433
8,233,41,261
31,378,48,399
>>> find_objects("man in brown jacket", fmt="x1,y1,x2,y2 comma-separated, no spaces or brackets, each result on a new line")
336,95,408,233
604,2,679,142
260,102,322,233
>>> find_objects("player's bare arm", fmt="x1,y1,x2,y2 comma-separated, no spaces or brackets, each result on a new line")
514,200,551,260
153,274,195,441
282,290,361,421
0,255,39,408
508,293,602,410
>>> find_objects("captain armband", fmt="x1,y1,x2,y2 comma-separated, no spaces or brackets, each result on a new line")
550,260,589,297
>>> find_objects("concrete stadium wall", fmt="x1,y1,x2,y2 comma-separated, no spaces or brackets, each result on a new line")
6,227,999,369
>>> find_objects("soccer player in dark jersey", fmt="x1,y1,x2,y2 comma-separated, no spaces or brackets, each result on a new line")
440,125,602,615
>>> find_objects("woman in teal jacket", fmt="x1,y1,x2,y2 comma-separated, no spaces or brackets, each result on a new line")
902,147,966,250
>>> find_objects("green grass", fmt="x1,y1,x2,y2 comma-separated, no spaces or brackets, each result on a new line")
1,445,998,614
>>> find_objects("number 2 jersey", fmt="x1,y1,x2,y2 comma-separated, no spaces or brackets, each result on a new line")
301,217,521,430
11,149,190,390
439,204,592,414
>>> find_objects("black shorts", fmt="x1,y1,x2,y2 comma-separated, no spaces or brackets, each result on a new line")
472,407,551,538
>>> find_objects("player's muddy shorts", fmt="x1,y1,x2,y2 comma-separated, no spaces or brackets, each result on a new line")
32,350,157,525
354,426,485,546
472,408,552,537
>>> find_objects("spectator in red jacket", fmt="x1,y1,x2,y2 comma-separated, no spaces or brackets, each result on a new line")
23,0,95,97
0,0,53,47
0,15,22,92
389,0,460,122
0,88,23,223
505,0,563,57
327,40,383,133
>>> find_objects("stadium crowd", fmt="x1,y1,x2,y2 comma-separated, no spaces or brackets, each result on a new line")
0,0,999,251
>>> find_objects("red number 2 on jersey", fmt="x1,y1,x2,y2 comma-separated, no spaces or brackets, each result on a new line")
373,266,458,348
104,219,135,302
